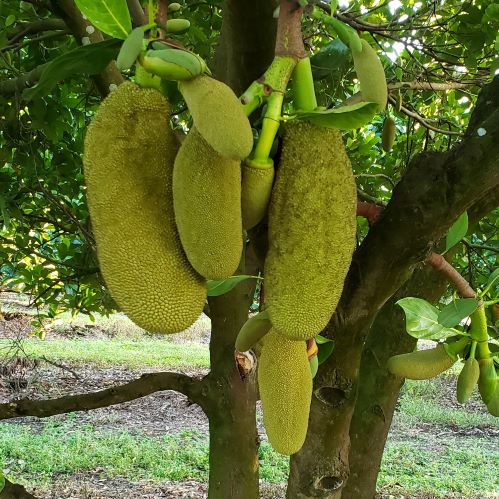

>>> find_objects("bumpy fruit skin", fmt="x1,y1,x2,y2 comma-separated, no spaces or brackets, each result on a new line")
486,383,499,417
387,345,455,380
456,358,480,403
173,127,243,279
381,117,396,152
258,329,312,455
478,358,497,404
235,309,272,352
352,39,388,112
83,82,206,333
265,122,357,340
241,159,275,230
178,75,253,160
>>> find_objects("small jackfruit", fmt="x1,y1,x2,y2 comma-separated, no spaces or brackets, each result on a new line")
241,158,275,230
352,39,387,112
83,82,206,333
173,127,243,279
235,309,272,352
382,117,396,152
178,75,253,160
264,122,357,340
478,358,497,404
387,344,455,380
486,384,499,417
456,358,480,403
258,329,312,455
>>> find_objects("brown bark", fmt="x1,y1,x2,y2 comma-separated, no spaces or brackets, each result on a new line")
287,77,499,498
0,479,36,498
343,186,499,499
214,0,278,93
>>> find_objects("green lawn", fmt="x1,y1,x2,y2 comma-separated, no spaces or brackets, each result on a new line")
0,338,210,369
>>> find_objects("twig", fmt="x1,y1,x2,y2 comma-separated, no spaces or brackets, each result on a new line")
0,371,207,420
40,356,80,379
355,173,396,189
425,252,476,298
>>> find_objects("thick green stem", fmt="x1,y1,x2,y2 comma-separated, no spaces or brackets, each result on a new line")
253,92,284,161
292,57,317,112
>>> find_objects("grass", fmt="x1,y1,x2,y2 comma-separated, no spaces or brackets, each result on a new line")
0,338,210,369
0,422,497,496
0,421,289,484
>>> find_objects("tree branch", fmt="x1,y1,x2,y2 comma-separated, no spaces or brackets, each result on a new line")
0,371,207,421
356,201,383,225
0,478,37,498
127,0,146,26
425,252,476,298
275,0,307,58
7,19,67,44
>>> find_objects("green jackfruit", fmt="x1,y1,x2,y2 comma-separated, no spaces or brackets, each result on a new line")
264,122,357,340
173,127,243,279
178,75,253,160
382,117,396,152
456,358,480,403
352,39,387,112
235,309,272,352
387,344,455,380
478,358,497,404
83,82,206,333
258,329,312,455
486,383,499,417
241,158,275,230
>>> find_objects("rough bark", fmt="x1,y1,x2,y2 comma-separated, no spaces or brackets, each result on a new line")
0,479,36,498
215,0,278,93
287,76,499,498
204,267,260,499
343,187,499,499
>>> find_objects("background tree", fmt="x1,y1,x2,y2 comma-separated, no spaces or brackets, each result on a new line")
0,0,498,498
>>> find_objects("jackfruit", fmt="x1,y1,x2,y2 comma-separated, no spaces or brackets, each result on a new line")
178,75,253,160
456,358,479,403
352,39,387,112
264,121,357,340
387,344,455,380
487,383,499,417
241,158,275,230
235,309,272,352
173,127,243,279
83,82,206,333
478,358,497,404
258,329,312,455
382,117,396,152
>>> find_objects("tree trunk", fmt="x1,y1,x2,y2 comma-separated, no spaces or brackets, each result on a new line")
343,189,499,499
204,262,260,498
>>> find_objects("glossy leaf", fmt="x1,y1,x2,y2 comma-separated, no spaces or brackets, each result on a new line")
438,298,479,327
445,211,468,252
310,38,351,80
74,0,132,39
207,275,260,296
396,297,457,340
317,339,335,365
292,101,379,130
23,39,121,101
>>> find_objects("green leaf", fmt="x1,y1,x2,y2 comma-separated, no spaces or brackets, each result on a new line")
445,211,468,252
74,0,132,39
315,334,334,345
438,298,479,328
310,38,351,80
207,275,260,297
5,14,16,27
486,268,499,289
317,339,335,364
23,39,121,101
116,26,145,70
396,297,457,340
292,101,379,130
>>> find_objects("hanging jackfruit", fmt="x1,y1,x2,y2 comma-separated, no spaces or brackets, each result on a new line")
235,309,272,352
83,82,206,333
264,122,357,340
178,75,253,160
478,358,497,404
173,127,243,279
258,329,312,455
387,344,455,380
382,117,396,152
352,39,387,112
487,383,499,417
241,158,275,230
456,357,480,403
